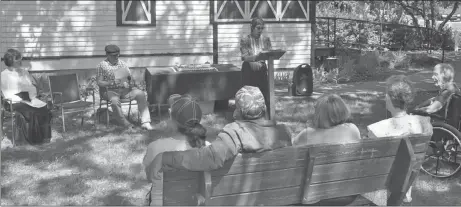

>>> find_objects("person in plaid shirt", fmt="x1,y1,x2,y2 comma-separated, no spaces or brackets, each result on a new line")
96,44,153,130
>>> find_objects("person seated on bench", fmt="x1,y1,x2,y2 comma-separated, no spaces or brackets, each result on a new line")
142,94,211,169
368,75,433,138
142,94,211,205
145,86,292,181
365,75,433,205
292,94,361,146
414,63,460,117
96,44,153,130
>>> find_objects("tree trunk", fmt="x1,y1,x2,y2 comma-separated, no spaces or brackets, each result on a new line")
430,0,436,30
397,1,420,27
438,1,460,32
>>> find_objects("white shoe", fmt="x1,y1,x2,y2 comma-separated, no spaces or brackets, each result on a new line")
403,196,412,203
404,186,413,203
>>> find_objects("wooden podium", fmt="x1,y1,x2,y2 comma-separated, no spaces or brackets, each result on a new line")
256,49,286,121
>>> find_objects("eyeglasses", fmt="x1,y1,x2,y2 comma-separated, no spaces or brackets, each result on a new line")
255,26,265,30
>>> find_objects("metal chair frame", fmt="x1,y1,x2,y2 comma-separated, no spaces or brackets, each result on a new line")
48,74,96,132
97,76,140,126
1,93,16,146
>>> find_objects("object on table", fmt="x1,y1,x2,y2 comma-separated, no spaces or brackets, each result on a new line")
173,64,218,72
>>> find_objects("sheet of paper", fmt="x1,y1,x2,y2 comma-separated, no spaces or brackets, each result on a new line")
257,49,286,60
21,98,47,108
114,67,131,80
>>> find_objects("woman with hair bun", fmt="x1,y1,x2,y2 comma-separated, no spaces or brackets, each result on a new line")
142,94,210,205
142,94,210,168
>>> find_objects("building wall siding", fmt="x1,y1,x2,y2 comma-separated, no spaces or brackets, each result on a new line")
1,1,313,71
217,23,312,69
0,0,213,71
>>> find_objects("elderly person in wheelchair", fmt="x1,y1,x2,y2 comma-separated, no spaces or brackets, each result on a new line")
411,63,461,178
413,63,460,117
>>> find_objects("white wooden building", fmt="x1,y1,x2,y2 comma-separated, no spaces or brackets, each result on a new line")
0,0,316,71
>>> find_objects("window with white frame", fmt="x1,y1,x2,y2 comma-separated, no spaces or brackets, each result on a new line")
214,0,310,23
116,0,156,26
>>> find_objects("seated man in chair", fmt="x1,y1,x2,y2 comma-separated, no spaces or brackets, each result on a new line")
96,44,153,130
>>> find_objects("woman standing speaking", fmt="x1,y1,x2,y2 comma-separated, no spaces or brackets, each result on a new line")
239,17,272,116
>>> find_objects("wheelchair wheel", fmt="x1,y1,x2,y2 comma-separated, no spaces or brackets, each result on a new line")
421,122,461,178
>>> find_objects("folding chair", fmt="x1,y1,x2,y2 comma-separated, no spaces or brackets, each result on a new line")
1,92,16,146
48,73,95,132
98,76,140,126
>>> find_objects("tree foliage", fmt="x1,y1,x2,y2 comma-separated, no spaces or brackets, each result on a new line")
316,0,459,51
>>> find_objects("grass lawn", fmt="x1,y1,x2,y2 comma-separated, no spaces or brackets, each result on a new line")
2,57,461,205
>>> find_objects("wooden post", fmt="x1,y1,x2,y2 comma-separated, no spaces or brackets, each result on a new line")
327,19,330,47
386,138,416,206
259,50,285,121
301,152,316,204
333,18,337,56
211,0,218,65
198,171,212,205
455,30,459,52
149,172,163,206
267,57,275,121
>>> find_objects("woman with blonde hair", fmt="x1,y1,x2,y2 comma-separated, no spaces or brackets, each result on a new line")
292,93,361,146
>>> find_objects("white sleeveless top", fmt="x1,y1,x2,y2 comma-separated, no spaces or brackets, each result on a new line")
367,115,433,138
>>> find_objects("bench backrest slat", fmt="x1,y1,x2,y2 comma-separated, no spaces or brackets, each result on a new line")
163,146,310,206
303,135,430,203
310,135,428,165
162,135,431,206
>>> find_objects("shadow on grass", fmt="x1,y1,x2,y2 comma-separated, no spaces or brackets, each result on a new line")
97,190,135,205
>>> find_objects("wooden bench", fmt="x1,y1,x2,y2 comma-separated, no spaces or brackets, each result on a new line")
150,134,431,206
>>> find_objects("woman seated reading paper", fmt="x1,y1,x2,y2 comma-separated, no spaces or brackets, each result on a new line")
240,17,272,110
1,49,52,145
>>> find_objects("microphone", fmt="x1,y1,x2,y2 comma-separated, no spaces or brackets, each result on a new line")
127,76,132,88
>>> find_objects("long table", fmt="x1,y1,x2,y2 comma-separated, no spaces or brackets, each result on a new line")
145,64,242,110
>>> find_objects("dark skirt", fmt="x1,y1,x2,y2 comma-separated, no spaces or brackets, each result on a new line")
241,61,270,117
6,102,52,145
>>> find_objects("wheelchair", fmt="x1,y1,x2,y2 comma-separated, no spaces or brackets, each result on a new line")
411,93,461,178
